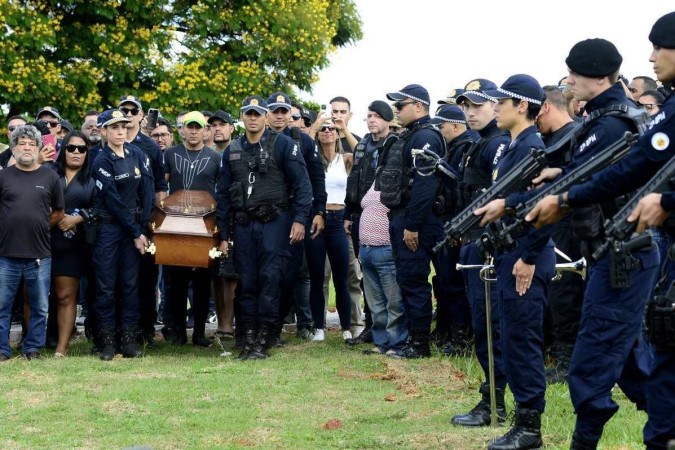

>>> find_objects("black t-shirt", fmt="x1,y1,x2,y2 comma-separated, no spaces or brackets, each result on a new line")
51,175,96,248
338,133,361,154
164,144,221,193
0,165,64,258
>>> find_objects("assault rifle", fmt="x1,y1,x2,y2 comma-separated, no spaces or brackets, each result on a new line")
434,122,583,253
487,132,639,253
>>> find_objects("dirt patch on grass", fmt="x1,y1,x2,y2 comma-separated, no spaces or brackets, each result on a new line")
101,399,148,416
408,431,493,449
6,389,49,407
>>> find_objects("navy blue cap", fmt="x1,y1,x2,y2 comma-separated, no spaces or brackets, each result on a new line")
649,12,675,49
565,39,622,78
241,96,269,114
438,89,466,105
36,106,61,120
484,74,544,105
455,79,499,105
97,109,131,128
60,119,74,132
386,84,430,106
430,105,467,126
118,95,143,109
267,92,292,111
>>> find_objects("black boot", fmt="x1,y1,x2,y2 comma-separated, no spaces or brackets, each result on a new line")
192,331,213,348
443,327,472,357
98,328,116,361
120,327,143,358
389,331,431,359
452,383,506,427
238,328,257,360
546,341,573,384
139,328,157,348
346,326,373,346
569,432,598,450
488,407,543,450
248,324,271,360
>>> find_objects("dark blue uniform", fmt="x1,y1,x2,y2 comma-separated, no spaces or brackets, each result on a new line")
91,144,154,331
277,127,326,335
385,116,445,339
216,129,312,330
563,90,675,448
459,120,510,387
493,126,555,413
563,87,668,444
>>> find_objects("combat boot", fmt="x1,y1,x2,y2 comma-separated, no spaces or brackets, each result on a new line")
248,324,271,360
488,407,543,450
546,341,573,384
569,432,598,450
389,331,431,359
238,328,257,360
443,327,472,357
120,327,143,358
452,382,506,427
98,328,116,361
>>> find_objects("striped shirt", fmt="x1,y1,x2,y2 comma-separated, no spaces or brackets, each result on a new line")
359,182,390,246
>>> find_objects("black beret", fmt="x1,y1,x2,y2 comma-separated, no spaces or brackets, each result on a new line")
565,38,623,78
368,100,394,121
649,12,675,49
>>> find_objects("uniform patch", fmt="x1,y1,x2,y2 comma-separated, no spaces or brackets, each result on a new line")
577,134,597,153
492,169,499,181
291,145,298,157
98,167,111,177
134,166,141,176
96,180,103,190
651,132,670,151
229,153,241,161
115,173,129,180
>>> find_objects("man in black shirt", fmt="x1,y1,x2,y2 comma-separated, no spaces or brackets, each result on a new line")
0,124,64,361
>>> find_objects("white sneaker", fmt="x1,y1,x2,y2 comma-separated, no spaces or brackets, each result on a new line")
342,330,353,341
311,329,325,341
351,326,365,338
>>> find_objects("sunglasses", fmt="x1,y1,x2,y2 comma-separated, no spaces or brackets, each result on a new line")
65,144,87,153
120,107,140,116
320,126,335,132
291,114,301,121
393,100,415,110
45,121,60,128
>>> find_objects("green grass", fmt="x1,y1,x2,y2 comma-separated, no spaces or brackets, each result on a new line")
0,333,646,449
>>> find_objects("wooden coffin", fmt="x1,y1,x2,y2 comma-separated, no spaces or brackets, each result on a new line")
150,190,218,268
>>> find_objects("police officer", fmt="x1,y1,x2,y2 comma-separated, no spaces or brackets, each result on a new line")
216,96,312,360
429,105,477,356
91,110,154,361
266,92,326,342
118,95,167,346
344,100,399,347
526,39,663,448
375,84,445,358
451,79,510,427
476,75,555,449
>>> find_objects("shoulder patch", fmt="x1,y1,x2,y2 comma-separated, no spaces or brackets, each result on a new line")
577,134,597,153
96,180,103,190
98,167,111,178
229,153,241,161
651,132,670,151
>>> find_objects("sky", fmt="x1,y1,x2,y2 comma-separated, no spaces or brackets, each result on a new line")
303,0,674,136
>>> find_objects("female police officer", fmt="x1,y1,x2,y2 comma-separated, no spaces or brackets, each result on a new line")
91,109,154,361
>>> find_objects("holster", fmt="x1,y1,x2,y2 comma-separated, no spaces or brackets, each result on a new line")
646,281,675,349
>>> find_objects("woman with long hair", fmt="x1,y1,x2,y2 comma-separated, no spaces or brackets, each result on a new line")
306,121,353,341
47,131,95,356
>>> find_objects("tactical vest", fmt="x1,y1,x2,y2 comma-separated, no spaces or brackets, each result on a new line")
227,131,288,211
457,129,508,210
345,134,381,212
436,136,477,217
375,123,443,209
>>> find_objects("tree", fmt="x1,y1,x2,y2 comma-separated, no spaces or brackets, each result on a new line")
0,0,362,127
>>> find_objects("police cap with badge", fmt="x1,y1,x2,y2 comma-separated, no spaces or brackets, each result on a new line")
431,105,468,126
483,74,545,106
386,84,431,107
438,89,466,105
455,79,499,105
98,109,132,128
267,92,292,112
241,96,269,115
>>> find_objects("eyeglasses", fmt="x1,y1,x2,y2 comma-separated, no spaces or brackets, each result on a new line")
120,107,140,116
393,100,415,110
320,126,335,132
291,114,301,121
65,144,87,153
151,132,171,140
45,121,60,128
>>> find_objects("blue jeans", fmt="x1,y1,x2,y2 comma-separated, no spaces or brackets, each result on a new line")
0,256,51,356
360,245,407,351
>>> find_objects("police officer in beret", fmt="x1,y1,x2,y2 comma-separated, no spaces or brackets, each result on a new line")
429,105,476,356
91,110,154,360
375,84,445,358
476,74,555,449
215,96,312,360
451,79,510,428
526,38,664,448
266,91,327,342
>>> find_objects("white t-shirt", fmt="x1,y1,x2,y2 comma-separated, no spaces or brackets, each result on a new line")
325,153,347,205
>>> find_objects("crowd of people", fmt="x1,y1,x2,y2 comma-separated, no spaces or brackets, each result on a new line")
0,10,674,450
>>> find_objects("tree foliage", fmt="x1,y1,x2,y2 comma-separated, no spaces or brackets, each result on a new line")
0,0,362,125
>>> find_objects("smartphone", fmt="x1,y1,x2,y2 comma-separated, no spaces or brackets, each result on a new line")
147,108,159,130
41,134,57,160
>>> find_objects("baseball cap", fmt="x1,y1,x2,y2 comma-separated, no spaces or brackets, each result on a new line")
430,105,468,126
267,92,292,111
455,79,499,105
36,106,61,120
208,110,234,125
98,109,131,128
484,74,544,105
241,96,269,115
182,111,207,128
386,84,431,106
438,89,466,105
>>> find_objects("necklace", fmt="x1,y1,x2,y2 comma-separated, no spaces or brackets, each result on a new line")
185,146,204,169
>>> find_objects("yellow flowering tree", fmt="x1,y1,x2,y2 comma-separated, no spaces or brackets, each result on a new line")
0,0,361,124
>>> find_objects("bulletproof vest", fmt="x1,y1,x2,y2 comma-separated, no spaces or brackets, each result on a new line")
375,123,442,209
228,131,288,210
289,127,302,152
345,134,380,212
457,129,508,210
435,136,477,217
570,103,650,151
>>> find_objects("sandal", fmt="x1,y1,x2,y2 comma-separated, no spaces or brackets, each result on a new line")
54,352,66,358
215,331,235,339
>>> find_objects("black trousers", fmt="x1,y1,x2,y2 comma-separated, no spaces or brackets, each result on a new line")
167,266,211,337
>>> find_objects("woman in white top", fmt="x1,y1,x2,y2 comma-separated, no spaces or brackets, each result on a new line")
306,121,353,340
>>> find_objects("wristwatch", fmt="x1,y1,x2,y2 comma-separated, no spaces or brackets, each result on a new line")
316,210,326,217
557,193,570,210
